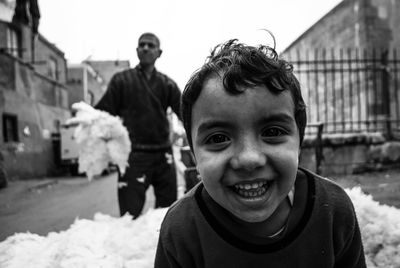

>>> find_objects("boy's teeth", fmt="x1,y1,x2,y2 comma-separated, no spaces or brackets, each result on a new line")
236,185,267,198
233,181,270,199
235,181,266,190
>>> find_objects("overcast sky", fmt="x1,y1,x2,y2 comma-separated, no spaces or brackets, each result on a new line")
38,0,343,89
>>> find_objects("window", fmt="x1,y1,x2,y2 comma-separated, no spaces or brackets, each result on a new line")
2,114,19,142
48,57,59,80
6,26,21,57
86,91,94,106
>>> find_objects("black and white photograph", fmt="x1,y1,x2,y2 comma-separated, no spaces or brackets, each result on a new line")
1,0,400,267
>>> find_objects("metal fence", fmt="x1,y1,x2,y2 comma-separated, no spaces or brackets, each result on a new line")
287,48,400,139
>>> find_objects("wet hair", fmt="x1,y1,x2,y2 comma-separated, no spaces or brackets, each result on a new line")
138,32,160,47
181,39,307,148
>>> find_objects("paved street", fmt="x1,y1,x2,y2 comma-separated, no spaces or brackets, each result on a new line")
0,147,187,243
0,172,159,242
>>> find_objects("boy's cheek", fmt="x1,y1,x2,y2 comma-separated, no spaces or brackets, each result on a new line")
196,158,221,178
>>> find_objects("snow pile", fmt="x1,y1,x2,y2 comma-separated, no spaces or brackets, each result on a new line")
66,102,131,180
1,189,400,267
0,209,168,268
346,187,400,268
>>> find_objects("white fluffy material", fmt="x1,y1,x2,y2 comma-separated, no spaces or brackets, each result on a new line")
346,187,400,268
1,189,400,267
0,209,168,268
66,102,131,180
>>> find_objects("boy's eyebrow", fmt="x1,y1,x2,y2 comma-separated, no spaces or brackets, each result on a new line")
196,113,295,134
196,120,232,134
259,113,296,124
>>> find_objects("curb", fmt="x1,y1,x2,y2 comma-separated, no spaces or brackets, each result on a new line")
28,180,59,192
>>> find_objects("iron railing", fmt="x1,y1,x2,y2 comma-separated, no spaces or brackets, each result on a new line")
286,48,400,139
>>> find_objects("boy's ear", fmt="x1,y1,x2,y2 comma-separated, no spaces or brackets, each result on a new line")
158,49,163,58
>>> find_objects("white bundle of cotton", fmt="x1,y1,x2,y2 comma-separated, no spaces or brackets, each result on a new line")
0,208,168,268
0,233,61,268
66,102,131,180
1,189,400,267
346,187,400,268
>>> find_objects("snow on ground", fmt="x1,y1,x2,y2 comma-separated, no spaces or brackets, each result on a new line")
0,188,400,268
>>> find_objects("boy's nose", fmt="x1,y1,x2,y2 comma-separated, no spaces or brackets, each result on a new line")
230,140,267,171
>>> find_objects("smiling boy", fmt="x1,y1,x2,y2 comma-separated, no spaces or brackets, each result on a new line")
154,39,366,267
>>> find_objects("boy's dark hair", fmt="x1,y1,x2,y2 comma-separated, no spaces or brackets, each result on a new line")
181,39,307,148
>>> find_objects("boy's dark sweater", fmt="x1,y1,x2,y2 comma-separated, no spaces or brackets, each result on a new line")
95,65,181,151
155,168,366,268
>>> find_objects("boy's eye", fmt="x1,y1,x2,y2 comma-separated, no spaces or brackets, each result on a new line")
205,134,230,145
262,127,286,137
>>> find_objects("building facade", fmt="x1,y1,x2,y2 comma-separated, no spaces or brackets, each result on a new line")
281,0,400,138
67,60,130,108
67,63,106,108
282,0,400,53
0,5,70,179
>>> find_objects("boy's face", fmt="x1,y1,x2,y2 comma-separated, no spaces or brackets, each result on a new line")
191,75,300,222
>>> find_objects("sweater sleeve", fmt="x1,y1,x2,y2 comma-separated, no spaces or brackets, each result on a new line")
168,80,182,121
335,208,367,268
154,233,183,268
94,74,121,116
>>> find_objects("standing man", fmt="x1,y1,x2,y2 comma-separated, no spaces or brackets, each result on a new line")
95,33,181,219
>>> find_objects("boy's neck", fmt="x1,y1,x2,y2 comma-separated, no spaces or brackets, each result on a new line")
201,187,292,238
234,198,292,238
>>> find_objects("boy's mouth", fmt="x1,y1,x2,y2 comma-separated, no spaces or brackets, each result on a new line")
230,180,271,198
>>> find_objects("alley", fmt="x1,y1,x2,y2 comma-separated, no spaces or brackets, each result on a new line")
0,173,156,242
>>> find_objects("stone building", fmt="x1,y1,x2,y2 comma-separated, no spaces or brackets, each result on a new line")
66,60,130,109
281,0,400,137
84,60,130,89
280,0,400,175
0,2,70,179
67,63,106,108
283,0,399,53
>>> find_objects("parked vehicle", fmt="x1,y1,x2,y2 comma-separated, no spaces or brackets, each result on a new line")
59,124,81,176
59,124,115,176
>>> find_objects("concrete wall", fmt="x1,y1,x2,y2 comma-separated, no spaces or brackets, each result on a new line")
86,68,106,106
33,34,67,84
299,132,400,175
0,20,68,85
0,48,70,179
66,67,85,108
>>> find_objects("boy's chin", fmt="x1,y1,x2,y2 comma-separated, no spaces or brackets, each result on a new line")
231,209,274,223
